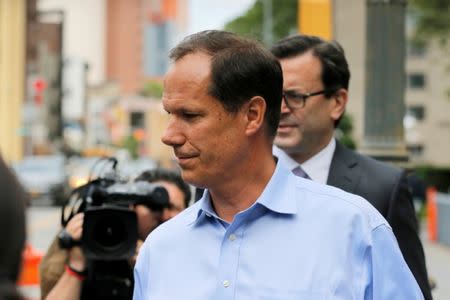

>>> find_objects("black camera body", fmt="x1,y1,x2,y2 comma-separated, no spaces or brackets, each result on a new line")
61,161,169,299
81,180,169,260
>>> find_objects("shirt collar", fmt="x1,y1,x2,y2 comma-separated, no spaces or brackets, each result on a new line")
302,138,335,184
273,138,335,185
272,145,298,170
189,161,298,226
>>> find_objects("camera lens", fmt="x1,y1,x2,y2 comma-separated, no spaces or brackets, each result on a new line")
93,215,126,248
83,206,138,260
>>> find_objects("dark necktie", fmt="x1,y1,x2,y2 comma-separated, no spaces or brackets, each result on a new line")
292,166,310,179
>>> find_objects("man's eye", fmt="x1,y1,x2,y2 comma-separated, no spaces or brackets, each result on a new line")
182,112,199,119
287,91,305,99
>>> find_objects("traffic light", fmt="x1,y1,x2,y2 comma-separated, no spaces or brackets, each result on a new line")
32,78,47,106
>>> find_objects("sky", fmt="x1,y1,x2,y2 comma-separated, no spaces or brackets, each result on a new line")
188,0,256,34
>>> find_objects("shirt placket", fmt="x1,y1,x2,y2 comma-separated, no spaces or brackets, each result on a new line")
214,218,246,300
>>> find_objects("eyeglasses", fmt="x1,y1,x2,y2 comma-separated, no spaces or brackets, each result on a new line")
282,90,326,109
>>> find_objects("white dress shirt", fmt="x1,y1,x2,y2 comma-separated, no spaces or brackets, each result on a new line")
273,138,336,184
134,160,424,300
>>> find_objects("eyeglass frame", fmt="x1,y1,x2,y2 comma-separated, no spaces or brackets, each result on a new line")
282,90,328,109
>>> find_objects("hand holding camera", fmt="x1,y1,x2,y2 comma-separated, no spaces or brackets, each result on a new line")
61,213,86,272
42,159,190,300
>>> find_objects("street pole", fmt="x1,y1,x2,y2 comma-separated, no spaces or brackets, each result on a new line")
262,0,273,46
37,10,65,150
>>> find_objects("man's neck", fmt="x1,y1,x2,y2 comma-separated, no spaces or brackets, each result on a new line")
289,135,334,164
209,146,276,223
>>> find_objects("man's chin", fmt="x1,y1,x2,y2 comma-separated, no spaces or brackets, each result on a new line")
179,170,203,187
274,138,297,150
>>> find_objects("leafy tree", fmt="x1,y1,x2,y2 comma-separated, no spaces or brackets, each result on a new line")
122,135,139,159
336,113,356,149
409,0,450,100
140,80,163,98
224,0,298,45
409,0,450,47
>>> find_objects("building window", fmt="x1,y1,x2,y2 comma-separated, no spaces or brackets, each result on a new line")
407,106,425,121
408,73,426,89
144,22,173,76
407,43,427,57
407,144,424,157
130,112,145,129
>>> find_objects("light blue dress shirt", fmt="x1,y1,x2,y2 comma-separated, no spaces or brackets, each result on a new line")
133,161,423,300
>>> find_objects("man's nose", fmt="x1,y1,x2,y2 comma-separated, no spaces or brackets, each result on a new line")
161,119,185,146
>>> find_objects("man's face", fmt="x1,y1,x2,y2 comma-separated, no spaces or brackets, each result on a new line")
161,52,248,188
134,204,161,240
156,181,186,222
274,52,339,162
134,181,187,239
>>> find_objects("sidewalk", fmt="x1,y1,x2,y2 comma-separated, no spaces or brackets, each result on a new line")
423,237,450,300
420,217,450,300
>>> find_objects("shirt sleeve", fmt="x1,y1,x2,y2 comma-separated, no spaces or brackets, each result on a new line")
367,224,425,300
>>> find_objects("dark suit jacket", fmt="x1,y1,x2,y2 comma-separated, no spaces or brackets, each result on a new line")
328,141,431,300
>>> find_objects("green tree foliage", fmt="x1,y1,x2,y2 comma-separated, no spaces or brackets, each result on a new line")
224,0,298,44
409,0,450,100
414,165,450,193
409,0,450,47
122,135,139,159
336,113,356,149
140,80,163,98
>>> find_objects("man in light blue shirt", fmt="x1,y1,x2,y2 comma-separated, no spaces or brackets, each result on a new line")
133,30,423,300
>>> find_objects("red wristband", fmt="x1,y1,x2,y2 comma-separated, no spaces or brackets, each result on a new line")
65,264,87,281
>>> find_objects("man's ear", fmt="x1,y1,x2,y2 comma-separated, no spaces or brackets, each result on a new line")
245,96,266,136
330,88,348,121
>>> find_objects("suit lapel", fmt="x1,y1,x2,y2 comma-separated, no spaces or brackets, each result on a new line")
327,141,361,194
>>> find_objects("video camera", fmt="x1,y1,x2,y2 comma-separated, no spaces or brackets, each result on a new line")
59,157,169,299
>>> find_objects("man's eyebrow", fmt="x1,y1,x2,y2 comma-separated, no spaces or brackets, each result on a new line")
284,88,300,92
284,89,305,95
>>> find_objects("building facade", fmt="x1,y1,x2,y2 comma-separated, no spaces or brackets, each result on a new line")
0,0,26,162
332,0,450,167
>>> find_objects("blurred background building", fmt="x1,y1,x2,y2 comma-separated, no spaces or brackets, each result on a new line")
1,0,188,167
333,0,450,167
1,0,449,173
0,0,26,162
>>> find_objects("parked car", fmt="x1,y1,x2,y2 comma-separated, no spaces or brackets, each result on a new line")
66,156,157,190
12,155,70,206
66,156,109,189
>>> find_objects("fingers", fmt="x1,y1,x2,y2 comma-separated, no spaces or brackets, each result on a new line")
66,213,86,269
65,213,84,240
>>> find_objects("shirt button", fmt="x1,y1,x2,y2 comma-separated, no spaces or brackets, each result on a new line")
223,280,230,288
229,234,237,241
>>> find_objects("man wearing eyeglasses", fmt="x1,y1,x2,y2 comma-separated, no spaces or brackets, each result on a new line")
270,34,432,300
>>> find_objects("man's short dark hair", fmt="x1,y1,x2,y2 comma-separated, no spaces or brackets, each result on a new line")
270,34,350,97
135,168,191,208
169,30,283,137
